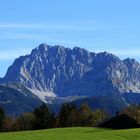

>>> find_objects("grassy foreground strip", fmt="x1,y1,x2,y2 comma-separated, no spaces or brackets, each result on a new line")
0,127,140,140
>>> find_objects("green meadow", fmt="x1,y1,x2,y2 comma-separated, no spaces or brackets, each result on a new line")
0,127,140,140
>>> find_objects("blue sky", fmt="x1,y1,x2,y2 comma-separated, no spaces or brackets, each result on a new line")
0,0,140,77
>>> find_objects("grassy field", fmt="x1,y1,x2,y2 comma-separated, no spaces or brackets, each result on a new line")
0,127,140,140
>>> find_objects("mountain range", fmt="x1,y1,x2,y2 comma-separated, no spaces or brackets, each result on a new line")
1,43,140,116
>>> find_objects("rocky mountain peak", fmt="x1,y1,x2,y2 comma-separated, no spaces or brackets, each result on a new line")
2,43,140,102
123,58,140,68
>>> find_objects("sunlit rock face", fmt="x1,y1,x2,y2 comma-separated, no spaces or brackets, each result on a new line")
2,43,140,99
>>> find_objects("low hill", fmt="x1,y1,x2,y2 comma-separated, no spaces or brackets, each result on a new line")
0,127,140,140
99,114,140,129
0,83,42,116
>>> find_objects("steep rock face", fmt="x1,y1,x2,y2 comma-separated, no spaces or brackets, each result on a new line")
123,58,140,92
65,52,124,96
2,43,140,98
3,44,95,97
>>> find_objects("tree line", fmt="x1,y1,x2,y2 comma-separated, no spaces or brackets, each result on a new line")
0,103,107,132
120,105,140,124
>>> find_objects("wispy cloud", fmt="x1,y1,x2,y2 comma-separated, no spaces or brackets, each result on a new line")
1,32,44,40
0,32,82,47
0,23,99,31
